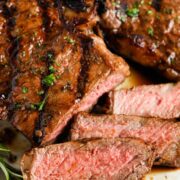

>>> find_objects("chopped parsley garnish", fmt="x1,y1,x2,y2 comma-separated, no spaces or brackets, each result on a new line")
49,65,55,73
38,97,47,111
147,27,154,37
64,36,76,45
30,104,37,110
56,75,61,79
147,10,153,15
22,86,28,94
42,74,56,86
126,8,139,17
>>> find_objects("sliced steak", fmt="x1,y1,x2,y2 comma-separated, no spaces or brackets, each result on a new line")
71,113,180,167
32,31,129,145
110,83,180,119
99,0,180,80
0,1,12,95
21,138,154,180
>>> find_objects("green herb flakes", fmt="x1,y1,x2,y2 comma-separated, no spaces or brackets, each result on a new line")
147,10,153,15
38,97,47,111
64,36,76,45
147,27,154,37
126,8,139,17
42,74,56,86
49,65,55,73
22,86,28,94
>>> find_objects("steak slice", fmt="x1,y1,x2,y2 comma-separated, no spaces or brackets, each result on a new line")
99,0,180,80
71,113,180,167
21,138,154,180
110,83,180,119
32,32,129,145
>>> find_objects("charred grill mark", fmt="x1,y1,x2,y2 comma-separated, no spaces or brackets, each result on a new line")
32,0,62,145
152,0,162,11
76,36,93,99
6,0,47,141
64,0,88,12
97,0,107,15
33,50,55,145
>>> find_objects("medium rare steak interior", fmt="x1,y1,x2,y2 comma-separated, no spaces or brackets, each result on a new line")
21,138,155,180
110,83,180,119
71,113,180,167
0,0,179,178
99,0,180,80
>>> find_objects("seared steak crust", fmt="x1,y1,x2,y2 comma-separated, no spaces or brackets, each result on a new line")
71,113,180,167
33,32,129,145
3,0,129,145
0,1,12,95
21,138,154,180
110,83,180,119
99,0,180,80
6,0,46,138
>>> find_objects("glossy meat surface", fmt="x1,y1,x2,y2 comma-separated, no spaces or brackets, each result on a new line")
0,1,12,95
100,0,180,80
3,0,129,145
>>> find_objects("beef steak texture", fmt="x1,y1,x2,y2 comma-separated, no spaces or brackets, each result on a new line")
99,0,180,80
21,138,154,180
110,83,180,119
71,113,180,167
0,1,12,95
4,0,129,145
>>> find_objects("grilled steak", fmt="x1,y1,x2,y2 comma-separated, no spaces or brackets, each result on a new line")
110,83,180,119
0,1,12,95
71,113,180,167
99,0,180,80
5,0,129,145
33,33,129,145
21,138,154,180
6,0,46,141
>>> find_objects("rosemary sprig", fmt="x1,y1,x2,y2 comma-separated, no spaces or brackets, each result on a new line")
0,144,23,180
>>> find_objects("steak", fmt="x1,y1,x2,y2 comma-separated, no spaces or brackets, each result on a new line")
0,1,12,95
21,138,155,180
110,83,180,119
33,33,129,145
99,0,180,80
71,113,180,167
5,0,129,145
